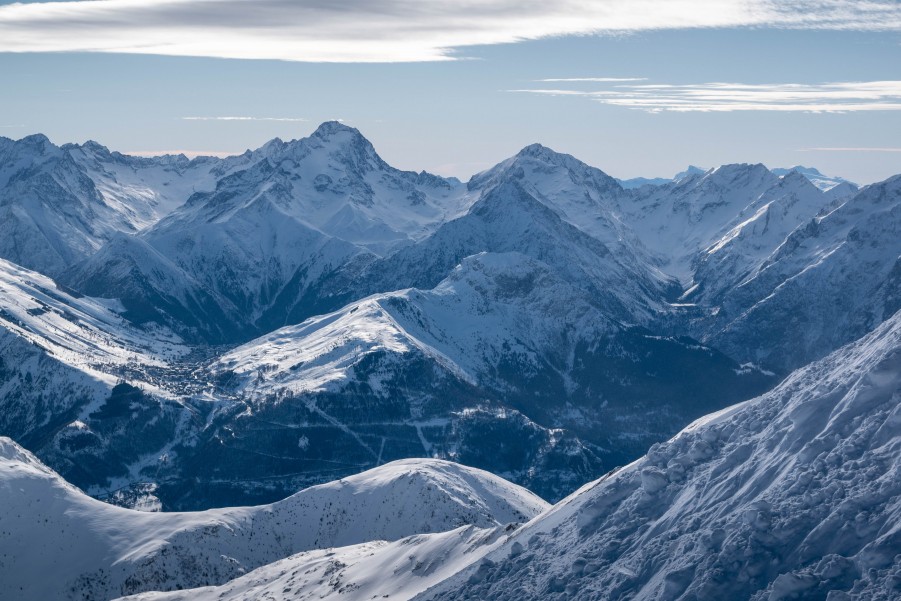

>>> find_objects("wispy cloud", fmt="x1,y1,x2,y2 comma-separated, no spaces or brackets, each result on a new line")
512,81,901,112
0,124,25,128
797,147,901,152
537,77,647,83
0,1,899,62
182,116,307,122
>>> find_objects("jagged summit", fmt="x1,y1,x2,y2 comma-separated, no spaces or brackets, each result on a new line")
311,119,363,138
472,142,621,190
16,132,52,147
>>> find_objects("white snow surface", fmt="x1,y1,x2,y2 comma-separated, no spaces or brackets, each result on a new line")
0,444,547,601
0,256,183,378
117,526,510,601
416,308,901,601
216,252,615,397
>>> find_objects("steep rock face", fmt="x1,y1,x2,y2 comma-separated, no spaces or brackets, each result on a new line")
0,440,547,601
700,175,901,371
419,308,901,601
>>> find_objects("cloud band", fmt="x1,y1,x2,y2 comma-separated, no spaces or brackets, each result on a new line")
0,0,899,62
512,80,901,112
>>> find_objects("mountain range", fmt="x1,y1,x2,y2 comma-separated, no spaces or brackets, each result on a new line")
1,121,900,598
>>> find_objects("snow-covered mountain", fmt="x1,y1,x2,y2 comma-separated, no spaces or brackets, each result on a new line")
202,251,771,502
622,163,806,281
618,165,706,189
65,122,469,342
0,255,186,444
0,248,769,509
416,307,901,601
696,175,901,371
687,170,840,305
87,306,901,601
0,439,547,601
771,165,857,192
0,134,248,277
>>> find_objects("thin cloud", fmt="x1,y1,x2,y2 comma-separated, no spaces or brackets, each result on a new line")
511,81,901,112
797,147,901,152
182,116,308,122
537,77,647,83
0,1,899,62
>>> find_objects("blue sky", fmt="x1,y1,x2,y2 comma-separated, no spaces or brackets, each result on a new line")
0,1,899,184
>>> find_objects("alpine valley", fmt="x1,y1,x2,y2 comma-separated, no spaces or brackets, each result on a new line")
1,122,899,601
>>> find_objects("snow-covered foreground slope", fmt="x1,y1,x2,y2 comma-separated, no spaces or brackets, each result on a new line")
119,526,509,601
0,441,547,601
417,308,901,601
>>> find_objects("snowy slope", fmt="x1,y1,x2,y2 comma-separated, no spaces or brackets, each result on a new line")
700,175,901,371
118,526,509,601
0,256,186,440
689,170,839,304
622,163,790,281
0,440,547,601
216,252,617,396
417,308,901,601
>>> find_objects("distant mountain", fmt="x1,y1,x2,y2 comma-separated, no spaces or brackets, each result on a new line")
0,439,546,601
617,165,707,189
771,165,857,191
65,122,468,343
0,134,250,276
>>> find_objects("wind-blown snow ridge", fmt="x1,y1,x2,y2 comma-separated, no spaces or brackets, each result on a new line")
0,444,547,601
417,308,901,601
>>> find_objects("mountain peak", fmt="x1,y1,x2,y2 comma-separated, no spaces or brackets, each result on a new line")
17,133,52,149
311,120,362,139
674,165,707,181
